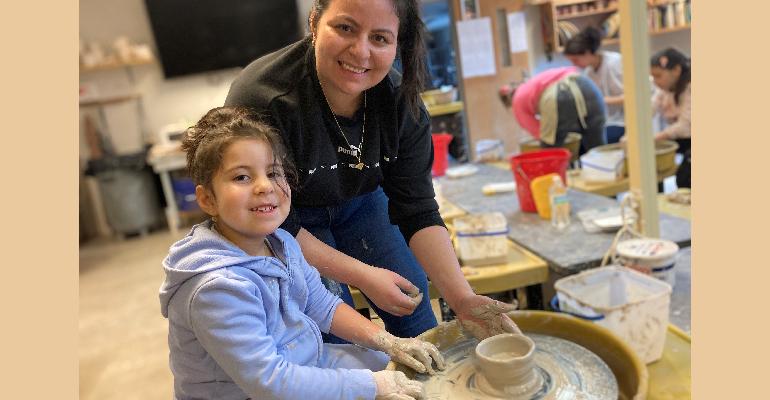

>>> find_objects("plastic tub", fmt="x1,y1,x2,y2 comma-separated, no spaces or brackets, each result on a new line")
616,238,679,288
510,148,571,212
529,173,560,220
431,133,453,177
554,266,672,363
453,212,509,266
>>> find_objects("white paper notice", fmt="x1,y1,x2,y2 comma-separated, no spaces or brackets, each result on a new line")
456,17,496,78
507,12,528,53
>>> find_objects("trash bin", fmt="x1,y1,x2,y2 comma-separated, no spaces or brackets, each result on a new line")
86,152,163,235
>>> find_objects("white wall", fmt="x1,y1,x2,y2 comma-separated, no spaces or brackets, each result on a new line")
79,0,314,163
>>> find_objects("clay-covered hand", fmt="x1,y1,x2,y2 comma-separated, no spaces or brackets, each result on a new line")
359,266,424,317
373,332,446,375
373,370,424,400
455,294,522,340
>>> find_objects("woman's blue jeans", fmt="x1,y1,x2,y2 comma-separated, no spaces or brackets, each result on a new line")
296,187,438,342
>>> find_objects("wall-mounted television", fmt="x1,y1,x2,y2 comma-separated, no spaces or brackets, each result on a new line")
143,0,302,78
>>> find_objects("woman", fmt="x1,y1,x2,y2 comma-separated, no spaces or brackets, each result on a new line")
650,47,691,188
506,66,606,153
225,0,519,341
564,26,626,144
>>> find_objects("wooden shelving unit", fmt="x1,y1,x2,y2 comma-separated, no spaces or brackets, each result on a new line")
540,0,691,53
557,7,617,19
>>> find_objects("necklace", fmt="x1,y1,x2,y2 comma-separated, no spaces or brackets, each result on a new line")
321,88,366,170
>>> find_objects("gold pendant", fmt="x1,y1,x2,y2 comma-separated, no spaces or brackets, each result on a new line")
354,162,364,170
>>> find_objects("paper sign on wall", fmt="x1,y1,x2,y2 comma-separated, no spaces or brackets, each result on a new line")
456,17,496,78
507,12,528,53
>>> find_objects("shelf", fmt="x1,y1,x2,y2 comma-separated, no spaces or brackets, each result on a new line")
79,93,140,107
80,58,154,73
651,24,691,35
427,101,463,117
601,24,690,45
556,6,616,19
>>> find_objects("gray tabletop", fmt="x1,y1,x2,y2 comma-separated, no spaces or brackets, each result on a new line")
438,163,692,275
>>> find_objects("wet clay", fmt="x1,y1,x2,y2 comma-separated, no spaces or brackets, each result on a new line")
417,333,618,400
473,334,542,398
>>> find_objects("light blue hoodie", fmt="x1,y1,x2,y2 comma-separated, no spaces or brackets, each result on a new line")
160,221,383,400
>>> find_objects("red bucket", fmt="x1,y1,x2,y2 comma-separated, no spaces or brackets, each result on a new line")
431,133,453,177
510,148,571,212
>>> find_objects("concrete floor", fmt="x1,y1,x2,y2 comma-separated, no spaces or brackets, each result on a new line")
80,230,176,400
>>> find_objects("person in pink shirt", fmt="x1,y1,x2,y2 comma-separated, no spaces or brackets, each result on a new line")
500,66,606,153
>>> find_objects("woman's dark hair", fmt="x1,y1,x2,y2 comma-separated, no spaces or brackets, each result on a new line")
651,47,691,105
564,26,603,55
310,0,429,119
181,106,297,196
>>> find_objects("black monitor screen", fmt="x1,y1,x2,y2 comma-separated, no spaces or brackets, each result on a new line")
143,0,302,78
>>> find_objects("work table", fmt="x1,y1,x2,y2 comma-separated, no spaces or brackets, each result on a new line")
436,163,691,276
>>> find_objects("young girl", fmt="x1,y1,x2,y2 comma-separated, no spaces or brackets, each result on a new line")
650,47,691,188
159,106,444,400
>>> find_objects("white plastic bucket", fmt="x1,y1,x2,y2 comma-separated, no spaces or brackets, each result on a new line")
616,238,679,288
553,266,672,363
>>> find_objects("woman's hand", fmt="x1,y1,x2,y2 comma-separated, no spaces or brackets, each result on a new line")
373,370,424,400
358,266,424,317
373,332,445,375
454,294,521,340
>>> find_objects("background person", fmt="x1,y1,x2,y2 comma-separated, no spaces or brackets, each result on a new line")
564,26,626,144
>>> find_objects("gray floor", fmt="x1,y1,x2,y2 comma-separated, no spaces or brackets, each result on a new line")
80,231,176,400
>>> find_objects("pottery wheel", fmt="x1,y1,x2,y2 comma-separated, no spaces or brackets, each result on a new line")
419,334,618,400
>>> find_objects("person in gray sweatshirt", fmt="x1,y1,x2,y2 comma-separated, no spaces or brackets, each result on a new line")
159,106,444,400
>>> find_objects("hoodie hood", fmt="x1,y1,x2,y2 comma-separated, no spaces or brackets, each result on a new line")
159,220,293,317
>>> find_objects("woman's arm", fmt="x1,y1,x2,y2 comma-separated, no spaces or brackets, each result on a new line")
409,226,521,339
296,228,422,316
655,87,691,140
512,88,541,138
604,95,624,105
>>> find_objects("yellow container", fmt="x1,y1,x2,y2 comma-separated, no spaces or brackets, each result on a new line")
530,173,560,220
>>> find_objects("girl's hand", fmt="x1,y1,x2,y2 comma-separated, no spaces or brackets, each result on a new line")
454,294,521,340
373,332,445,375
373,370,424,400
358,266,423,317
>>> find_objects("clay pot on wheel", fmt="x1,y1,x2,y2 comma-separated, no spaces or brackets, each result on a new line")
473,333,543,398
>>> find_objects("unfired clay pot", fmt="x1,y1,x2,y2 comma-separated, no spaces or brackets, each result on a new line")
473,333,543,398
